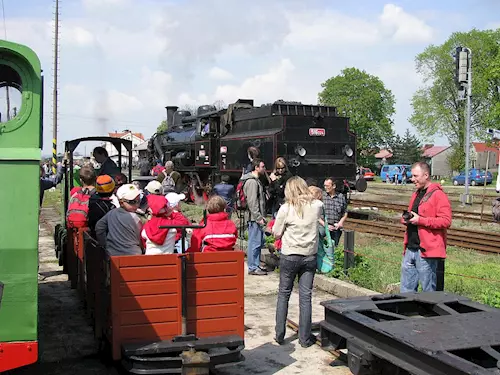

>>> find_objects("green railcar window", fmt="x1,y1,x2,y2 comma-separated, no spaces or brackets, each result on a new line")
0,64,22,123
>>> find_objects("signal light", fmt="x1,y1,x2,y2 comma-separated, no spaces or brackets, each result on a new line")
455,47,469,84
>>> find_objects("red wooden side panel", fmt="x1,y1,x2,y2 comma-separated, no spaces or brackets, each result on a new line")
109,255,182,361
185,251,245,339
76,228,87,300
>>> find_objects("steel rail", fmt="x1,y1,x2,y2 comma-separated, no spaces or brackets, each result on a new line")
344,218,500,254
350,198,495,223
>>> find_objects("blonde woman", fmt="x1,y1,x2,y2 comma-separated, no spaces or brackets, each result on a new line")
272,176,323,347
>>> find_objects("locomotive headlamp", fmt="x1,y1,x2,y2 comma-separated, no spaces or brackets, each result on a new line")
344,145,354,158
290,158,301,167
295,145,307,157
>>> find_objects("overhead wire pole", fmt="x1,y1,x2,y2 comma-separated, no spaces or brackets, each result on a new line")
52,0,60,174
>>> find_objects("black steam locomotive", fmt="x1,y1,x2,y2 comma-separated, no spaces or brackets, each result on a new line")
148,99,366,200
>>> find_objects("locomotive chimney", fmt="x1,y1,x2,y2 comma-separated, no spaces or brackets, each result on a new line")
165,106,178,128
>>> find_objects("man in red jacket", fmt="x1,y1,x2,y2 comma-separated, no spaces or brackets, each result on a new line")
401,162,452,293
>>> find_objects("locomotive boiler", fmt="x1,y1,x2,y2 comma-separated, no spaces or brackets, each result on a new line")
148,99,367,199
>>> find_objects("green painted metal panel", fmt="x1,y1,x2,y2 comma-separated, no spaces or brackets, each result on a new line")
0,40,42,343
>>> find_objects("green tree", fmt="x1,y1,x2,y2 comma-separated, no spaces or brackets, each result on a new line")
388,129,422,164
318,67,396,163
410,28,500,170
157,120,168,133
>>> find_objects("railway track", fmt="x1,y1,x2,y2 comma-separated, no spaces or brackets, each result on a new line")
362,189,497,206
344,218,500,254
350,198,495,223
367,184,498,199
286,319,346,362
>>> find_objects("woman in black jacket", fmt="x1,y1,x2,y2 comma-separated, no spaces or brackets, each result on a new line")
268,157,293,217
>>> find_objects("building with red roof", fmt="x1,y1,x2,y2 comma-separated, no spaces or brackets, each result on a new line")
421,145,452,178
472,142,500,170
102,130,146,165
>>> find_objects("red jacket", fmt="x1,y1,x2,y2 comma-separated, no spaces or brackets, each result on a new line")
403,183,452,258
188,212,237,253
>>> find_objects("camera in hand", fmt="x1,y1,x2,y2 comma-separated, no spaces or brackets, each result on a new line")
402,210,414,222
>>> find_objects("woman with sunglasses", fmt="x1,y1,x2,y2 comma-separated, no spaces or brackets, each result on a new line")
268,157,293,218
95,184,144,256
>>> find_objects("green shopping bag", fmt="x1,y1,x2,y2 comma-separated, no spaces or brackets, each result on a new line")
317,209,335,273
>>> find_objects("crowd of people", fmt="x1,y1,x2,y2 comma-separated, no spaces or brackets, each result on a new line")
39,143,453,350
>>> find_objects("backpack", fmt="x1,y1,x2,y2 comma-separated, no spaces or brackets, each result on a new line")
235,180,247,210
152,165,165,176
161,171,176,193
67,188,93,228
493,198,500,222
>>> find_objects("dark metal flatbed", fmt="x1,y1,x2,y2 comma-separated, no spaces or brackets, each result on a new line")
320,292,500,375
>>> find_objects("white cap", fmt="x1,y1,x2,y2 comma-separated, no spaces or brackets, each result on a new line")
165,192,186,207
116,184,140,201
145,180,163,195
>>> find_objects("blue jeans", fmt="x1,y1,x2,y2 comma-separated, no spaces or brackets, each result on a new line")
247,221,264,272
400,248,440,292
275,254,317,345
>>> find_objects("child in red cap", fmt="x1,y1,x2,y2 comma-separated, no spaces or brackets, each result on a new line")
188,196,237,253
142,195,186,255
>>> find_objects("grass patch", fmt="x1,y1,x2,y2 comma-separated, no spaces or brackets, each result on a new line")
330,232,500,308
42,186,63,214
180,202,205,222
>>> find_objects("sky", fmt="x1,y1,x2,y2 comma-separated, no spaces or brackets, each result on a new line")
3,0,500,155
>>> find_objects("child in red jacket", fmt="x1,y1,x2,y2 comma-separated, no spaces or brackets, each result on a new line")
188,195,237,253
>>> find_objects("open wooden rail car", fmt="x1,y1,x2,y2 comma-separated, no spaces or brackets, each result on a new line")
61,226,245,374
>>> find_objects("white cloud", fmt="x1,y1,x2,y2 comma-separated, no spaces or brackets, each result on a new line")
214,59,297,104
106,89,144,114
284,10,380,48
82,0,129,10
139,67,173,108
63,25,96,47
379,4,434,43
485,21,500,30
209,67,233,80
284,4,434,49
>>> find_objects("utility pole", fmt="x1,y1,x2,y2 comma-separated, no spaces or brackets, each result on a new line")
455,46,472,205
52,0,60,174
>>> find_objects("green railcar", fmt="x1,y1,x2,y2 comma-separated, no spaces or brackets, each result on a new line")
0,39,43,372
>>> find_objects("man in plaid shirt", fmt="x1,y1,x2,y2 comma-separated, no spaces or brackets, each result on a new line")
320,178,348,247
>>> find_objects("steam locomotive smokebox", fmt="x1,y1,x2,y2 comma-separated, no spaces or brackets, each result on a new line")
320,292,500,375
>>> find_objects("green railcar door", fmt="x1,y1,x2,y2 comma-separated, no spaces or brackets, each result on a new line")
0,40,43,362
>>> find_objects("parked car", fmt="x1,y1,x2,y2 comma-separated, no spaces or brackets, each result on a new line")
452,169,493,186
359,167,375,181
380,164,411,183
